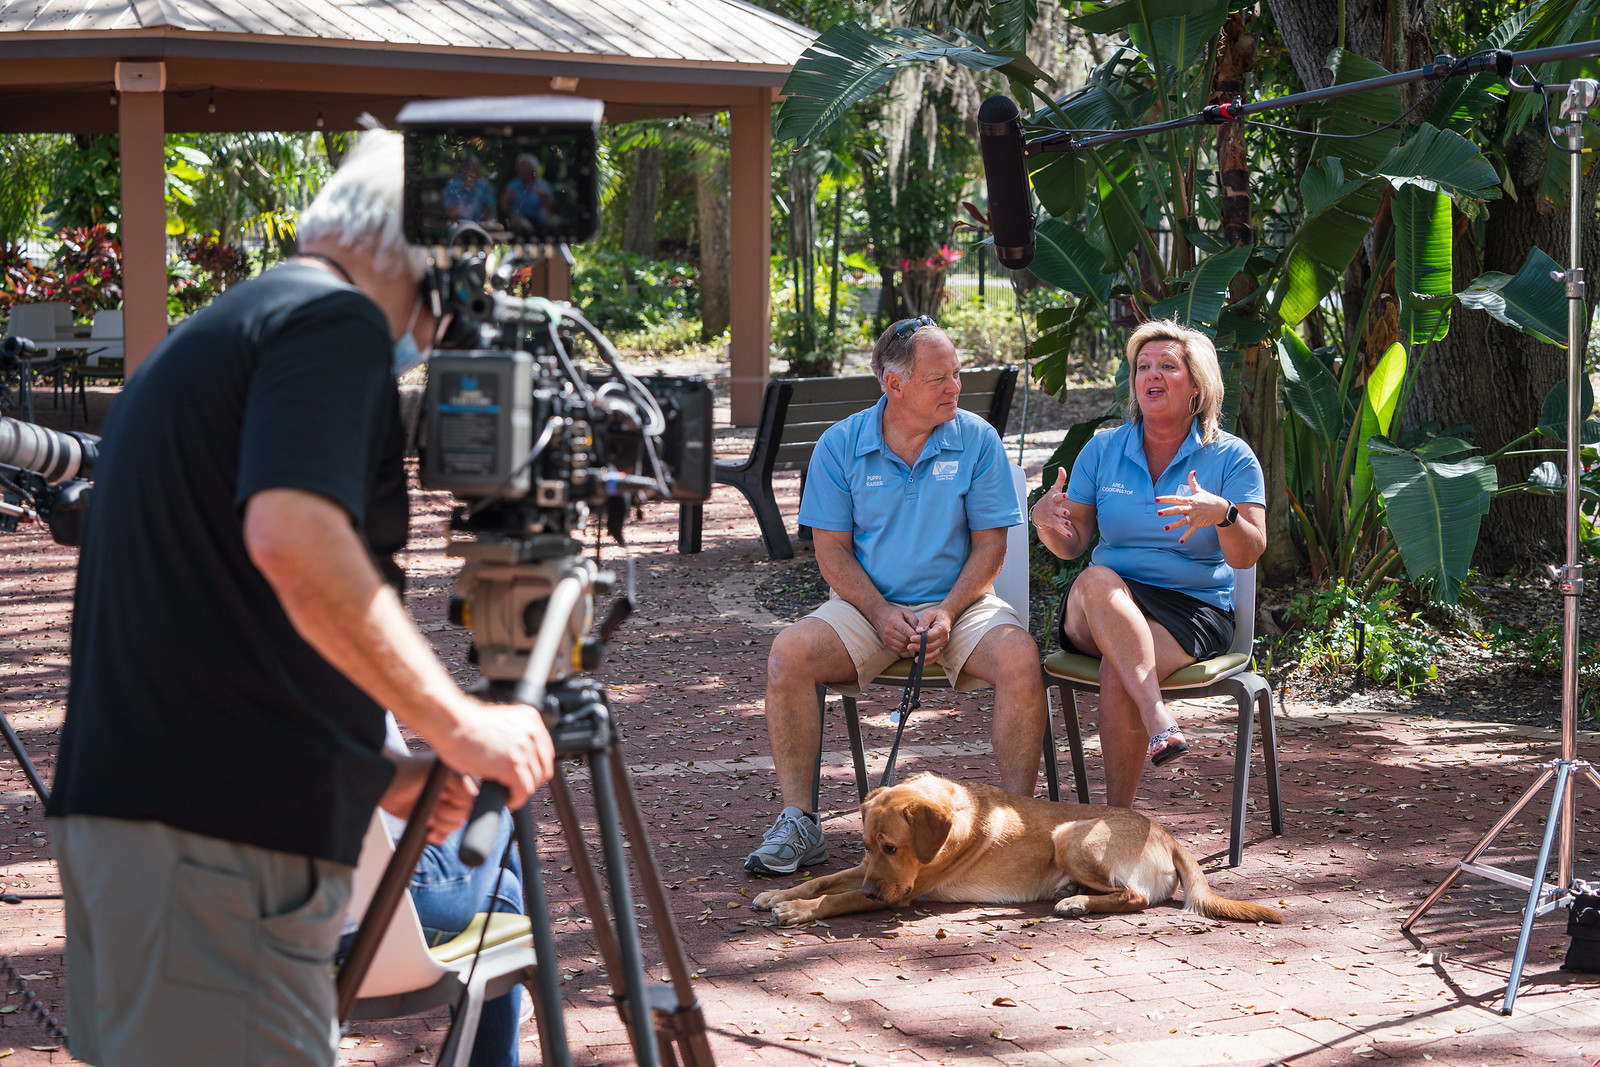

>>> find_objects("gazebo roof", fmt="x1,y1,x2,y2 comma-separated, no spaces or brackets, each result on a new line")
0,0,814,86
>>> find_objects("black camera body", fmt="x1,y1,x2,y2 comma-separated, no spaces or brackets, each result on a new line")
398,96,712,548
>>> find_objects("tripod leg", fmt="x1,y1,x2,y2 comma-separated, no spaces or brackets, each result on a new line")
511,803,573,1067
589,751,661,1067
1403,766,1557,932
607,745,717,1067
0,709,48,804
548,773,625,976
1502,762,1572,1016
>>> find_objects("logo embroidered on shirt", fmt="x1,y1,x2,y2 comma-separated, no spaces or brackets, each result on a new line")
932,460,959,480
864,474,885,487
1105,481,1134,495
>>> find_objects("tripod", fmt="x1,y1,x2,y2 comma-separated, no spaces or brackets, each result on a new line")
1402,78,1600,1015
335,543,715,1066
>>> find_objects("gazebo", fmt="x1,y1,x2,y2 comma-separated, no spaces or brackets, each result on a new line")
0,0,813,423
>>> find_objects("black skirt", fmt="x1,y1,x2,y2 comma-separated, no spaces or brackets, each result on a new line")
1057,575,1236,661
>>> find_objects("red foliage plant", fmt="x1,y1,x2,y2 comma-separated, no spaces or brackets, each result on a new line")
0,225,123,323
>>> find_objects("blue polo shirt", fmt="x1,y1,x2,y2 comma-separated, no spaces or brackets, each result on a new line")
1068,420,1265,612
800,397,1021,604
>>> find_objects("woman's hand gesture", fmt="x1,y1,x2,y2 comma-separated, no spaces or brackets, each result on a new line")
1155,470,1231,544
1031,468,1074,535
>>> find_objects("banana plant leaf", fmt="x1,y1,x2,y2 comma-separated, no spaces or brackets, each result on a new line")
1393,185,1454,348
1369,436,1498,605
1526,460,1564,494
1090,154,1148,273
1272,159,1374,325
1376,123,1502,200
1353,342,1407,505
1030,217,1114,305
1278,327,1346,454
1128,0,1231,72
774,24,1015,146
1028,152,1088,221
1148,244,1252,327
1030,299,1098,396
1070,0,1211,34
1457,246,1568,347
1537,376,1596,439
987,0,1038,52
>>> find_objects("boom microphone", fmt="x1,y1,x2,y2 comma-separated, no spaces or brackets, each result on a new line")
0,416,97,484
977,95,1036,271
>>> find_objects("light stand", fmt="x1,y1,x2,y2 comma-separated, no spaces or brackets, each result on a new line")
1400,78,1600,1015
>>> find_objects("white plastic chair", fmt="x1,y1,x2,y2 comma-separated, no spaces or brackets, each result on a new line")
814,464,1061,805
1041,565,1283,866
84,309,122,367
4,304,60,344
344,812,538,1067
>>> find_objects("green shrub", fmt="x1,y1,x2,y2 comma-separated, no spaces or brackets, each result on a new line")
572,249,699,333
1277,582,1441,692
940,300,1028,367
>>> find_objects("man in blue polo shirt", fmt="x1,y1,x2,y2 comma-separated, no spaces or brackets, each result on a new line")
745,317,1049,876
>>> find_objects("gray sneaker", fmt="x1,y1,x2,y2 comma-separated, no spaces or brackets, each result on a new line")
744,806,827,875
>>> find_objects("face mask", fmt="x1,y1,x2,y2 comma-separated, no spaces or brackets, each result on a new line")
392,295,431,377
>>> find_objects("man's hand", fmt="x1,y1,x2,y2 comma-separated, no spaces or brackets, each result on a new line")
378,757,480,844
432,700,556,810
873,605,925,660
914,607,954,663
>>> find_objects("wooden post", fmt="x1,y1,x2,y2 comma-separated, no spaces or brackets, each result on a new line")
116,65,168,377
728,98,772,427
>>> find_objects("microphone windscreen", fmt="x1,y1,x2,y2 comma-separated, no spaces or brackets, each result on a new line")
977,96,1035,271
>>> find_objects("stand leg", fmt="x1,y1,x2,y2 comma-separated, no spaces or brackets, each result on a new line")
513,803,574,1067
0,709,47,804
1402,766,1557,932
589,751,661,1067
1502,762,1572,1016
607,745,717,1067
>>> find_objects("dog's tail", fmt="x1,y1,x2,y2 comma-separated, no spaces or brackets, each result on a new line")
1170,840,1282,924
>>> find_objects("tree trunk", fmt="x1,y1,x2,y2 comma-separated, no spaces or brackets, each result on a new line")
695,158,730,341
1407,128,1600,576
1265,0,1389,91
1213,12,1296,585
622,146,663,257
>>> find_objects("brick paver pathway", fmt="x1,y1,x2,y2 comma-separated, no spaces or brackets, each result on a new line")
0,446,1596,1066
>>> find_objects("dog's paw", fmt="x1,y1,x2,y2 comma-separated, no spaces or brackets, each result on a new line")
1053,896,1090,919
750,890,781,911
770,899,819,927
1052,883,1084,900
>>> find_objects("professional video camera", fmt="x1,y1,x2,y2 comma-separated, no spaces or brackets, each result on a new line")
333,98,716,1067
0,363,96,547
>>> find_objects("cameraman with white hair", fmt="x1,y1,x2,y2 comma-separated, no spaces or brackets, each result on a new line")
46,131,555,1066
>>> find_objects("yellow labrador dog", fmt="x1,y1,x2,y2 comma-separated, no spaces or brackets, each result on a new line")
752,774,1281,926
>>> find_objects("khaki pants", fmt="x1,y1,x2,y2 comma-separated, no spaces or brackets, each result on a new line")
52,815,352,1067
809,591,1023,694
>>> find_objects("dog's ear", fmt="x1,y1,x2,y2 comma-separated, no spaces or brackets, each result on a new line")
863,786,888,806
905,799,953,865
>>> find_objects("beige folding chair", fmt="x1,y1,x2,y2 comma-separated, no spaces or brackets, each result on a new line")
814,464,1062,807
1041,565,1283,866
345,812,537,1067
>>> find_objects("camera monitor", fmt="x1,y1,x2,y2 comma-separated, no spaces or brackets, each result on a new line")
398,96,603,247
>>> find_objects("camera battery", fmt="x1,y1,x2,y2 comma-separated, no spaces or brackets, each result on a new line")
422,350,535,498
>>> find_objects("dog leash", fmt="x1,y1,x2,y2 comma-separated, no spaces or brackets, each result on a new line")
879,631,927,789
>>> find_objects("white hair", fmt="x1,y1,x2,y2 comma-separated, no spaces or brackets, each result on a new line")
298,130,426,281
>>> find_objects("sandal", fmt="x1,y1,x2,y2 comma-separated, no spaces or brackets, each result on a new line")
1148,725,1189,767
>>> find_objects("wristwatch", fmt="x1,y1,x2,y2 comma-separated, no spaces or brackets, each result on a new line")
1218,502,1239,528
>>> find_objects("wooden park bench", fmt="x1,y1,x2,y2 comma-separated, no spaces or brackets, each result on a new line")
677,366,1019,560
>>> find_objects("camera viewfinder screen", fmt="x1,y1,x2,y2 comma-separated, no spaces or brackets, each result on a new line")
404,129,600,247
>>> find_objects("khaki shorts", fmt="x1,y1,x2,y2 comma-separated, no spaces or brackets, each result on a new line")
53,814,352,1067
809,591,1024,694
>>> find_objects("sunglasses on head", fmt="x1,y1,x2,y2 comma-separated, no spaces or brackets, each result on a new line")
892,315,936,340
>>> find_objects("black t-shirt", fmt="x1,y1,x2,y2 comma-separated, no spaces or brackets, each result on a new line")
47,263,407,866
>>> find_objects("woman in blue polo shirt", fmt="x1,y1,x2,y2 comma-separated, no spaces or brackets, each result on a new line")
1031,320,1266,808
